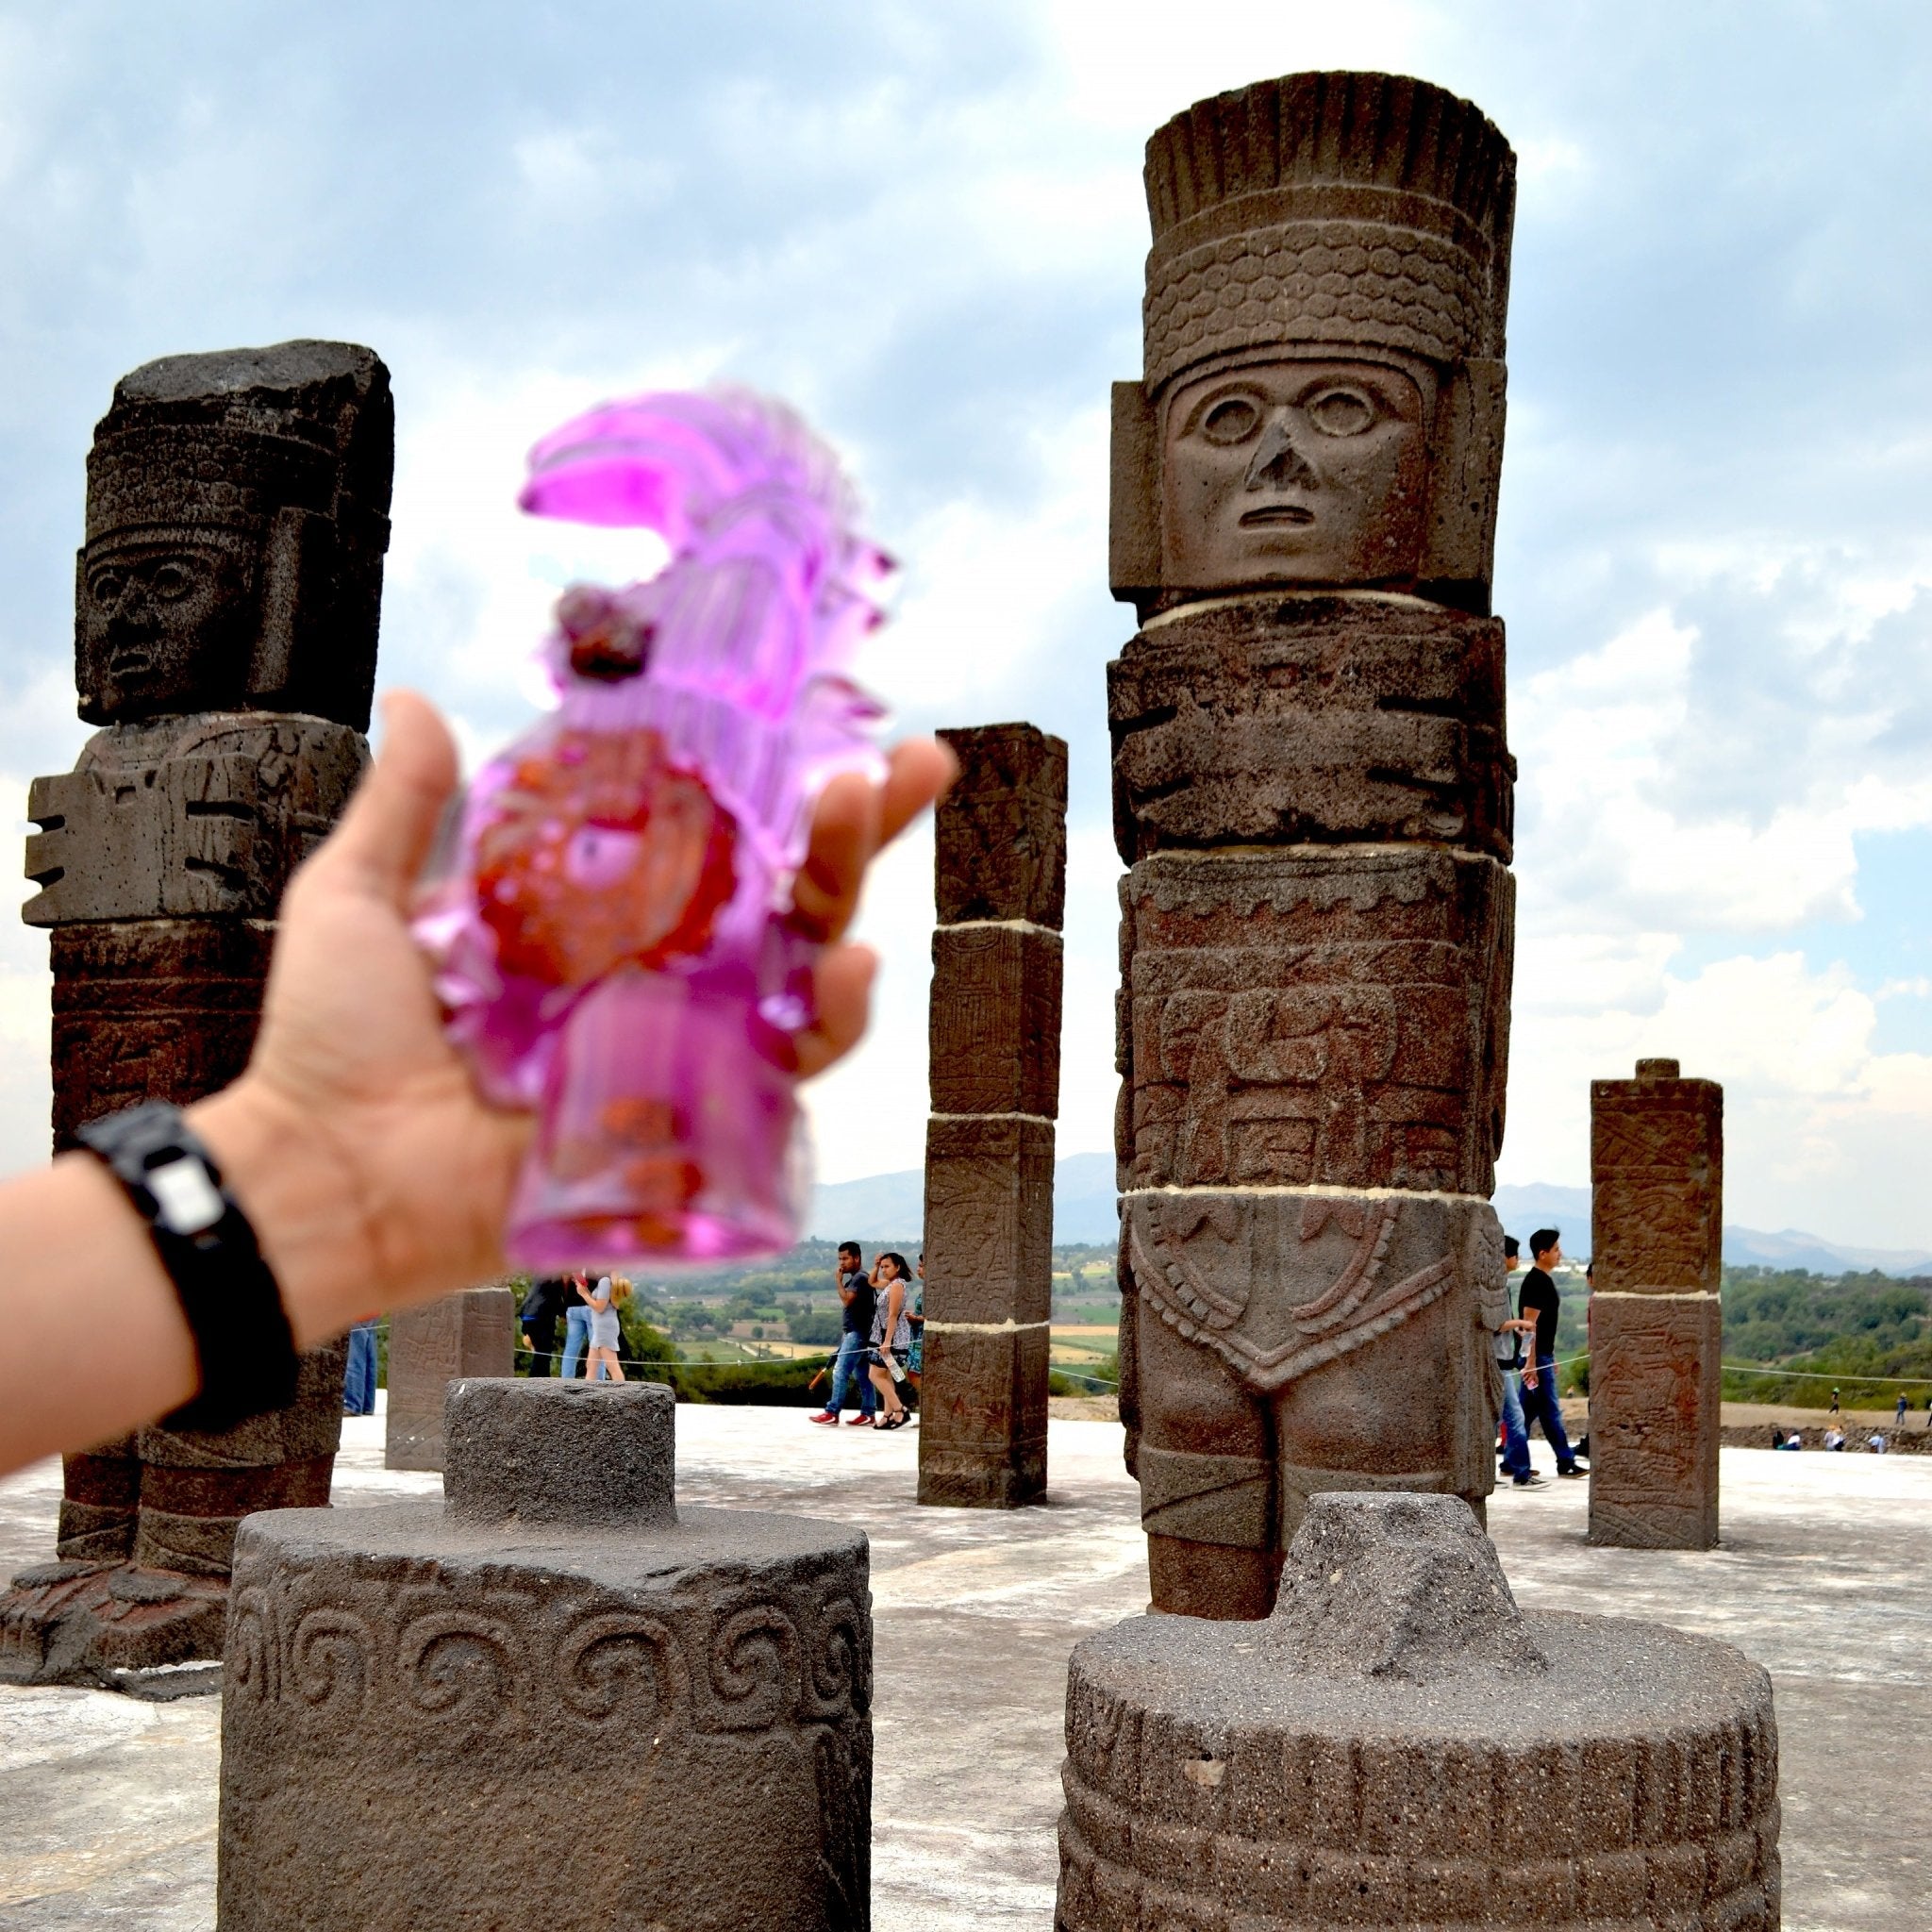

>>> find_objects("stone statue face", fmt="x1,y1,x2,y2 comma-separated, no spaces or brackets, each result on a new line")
1159,356,1432,590
76,534,258,720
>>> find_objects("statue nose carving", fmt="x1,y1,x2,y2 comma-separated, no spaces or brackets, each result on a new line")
1243,417,1318,492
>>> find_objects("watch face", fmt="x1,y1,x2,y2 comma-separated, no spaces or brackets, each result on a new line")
147,1153,225,1235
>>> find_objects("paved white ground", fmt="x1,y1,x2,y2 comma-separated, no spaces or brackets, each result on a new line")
2,1402,1928,1928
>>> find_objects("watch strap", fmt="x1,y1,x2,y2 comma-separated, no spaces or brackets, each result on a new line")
76,1100,300,1431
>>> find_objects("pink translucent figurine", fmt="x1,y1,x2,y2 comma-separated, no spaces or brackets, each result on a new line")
412,389,890,1268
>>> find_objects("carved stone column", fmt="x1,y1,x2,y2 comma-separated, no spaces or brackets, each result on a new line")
1588,1058,1724,1549
1109,73,1519,1617
0,341,391,1689
219,1380,873,1931
385,1287,518,1472
918,724,1068,1507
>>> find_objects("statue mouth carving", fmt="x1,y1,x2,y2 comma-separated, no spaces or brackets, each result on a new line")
1238,505,1314,527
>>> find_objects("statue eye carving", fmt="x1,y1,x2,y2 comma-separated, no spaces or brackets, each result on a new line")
150,561,194,600
1305,387,1378,437
91,571,125,607
1198,395,1262,445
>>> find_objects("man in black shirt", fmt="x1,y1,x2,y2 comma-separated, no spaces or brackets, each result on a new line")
519,1276,569,1377
1518,1228,1585,1478
808,1241,878,1425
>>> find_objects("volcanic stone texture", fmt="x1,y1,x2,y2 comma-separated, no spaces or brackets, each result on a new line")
1108,597,1514,865
1055,1495,1780,1931
1117,849,1513,1198
384,1288,517,1473
920,724,1067,1510
218,1380,873,1932
25,715,367,924
1590,1058,1724,1551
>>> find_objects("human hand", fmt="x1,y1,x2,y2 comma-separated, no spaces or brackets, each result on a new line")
199,691,954,1343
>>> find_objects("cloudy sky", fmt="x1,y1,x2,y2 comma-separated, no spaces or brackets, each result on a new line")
3,1,1931,1244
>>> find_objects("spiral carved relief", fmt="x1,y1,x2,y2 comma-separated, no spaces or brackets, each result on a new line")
706,1603,801,1730
558,1612,686,1724
290,1608,375,1714
398,1610,519,1723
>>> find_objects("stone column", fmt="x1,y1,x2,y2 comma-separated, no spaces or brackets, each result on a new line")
1588,1057,1724,1549
385,1287,518,1472
1109,73,1519,1617
0,341,392,1689
917,724,1067,1508
219,1380,873,1931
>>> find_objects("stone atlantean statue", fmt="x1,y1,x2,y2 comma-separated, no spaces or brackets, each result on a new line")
1056,1493,1781,1929
0,341,391,1690
1108,73,1519,1617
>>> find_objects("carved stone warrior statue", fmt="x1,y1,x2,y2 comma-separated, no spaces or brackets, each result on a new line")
0,341,391,1688
1109,74,1520,1618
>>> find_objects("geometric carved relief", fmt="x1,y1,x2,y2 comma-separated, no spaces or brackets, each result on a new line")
25,713,366,924
1590,1060,1724,1291
1586,1291,1721,1552
927,924,1063,1118
1108,596,1513,864
933,723,1068,927
923,1116,1056,1330
1120,849,1513,1194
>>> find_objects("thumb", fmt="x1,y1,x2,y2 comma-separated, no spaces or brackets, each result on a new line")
308,691,461,908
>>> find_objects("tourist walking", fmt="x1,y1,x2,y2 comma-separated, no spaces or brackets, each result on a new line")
866,1251,914,1429
582,1274,629,1383
808,1241,878,1425
1896,1392,1908,1427
342,1316,378,1415
559,1270,594,1380
906,1253,925,1386
1518,1229,1586,1479
1495,1236,1542,1488
1828,1387,1840,1416
519,1275,569,1376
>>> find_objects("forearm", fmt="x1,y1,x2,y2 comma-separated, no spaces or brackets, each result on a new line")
0,1080,391,1480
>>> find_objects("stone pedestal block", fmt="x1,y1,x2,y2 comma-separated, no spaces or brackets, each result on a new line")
1589,1058,1724,1551
1120,849,1513,1195
218,1380,872,1931
933,723,1068,926
384,1287,517,1473
924,1116,1056,1328
1056,1494,1779,1931
915,1324,1051,1508
927,924,1063,1117
1108,596,1513,863
1588,1291,1722,1550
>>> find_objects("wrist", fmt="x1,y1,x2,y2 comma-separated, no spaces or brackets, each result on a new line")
189,1079,383,1350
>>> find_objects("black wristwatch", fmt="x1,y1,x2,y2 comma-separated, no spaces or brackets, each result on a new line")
77,1101,300,1430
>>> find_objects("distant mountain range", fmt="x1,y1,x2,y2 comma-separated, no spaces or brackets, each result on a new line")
810,1160,1932,1277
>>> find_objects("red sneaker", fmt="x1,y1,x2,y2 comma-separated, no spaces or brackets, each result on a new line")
808,1410,840,1425
846,1414,874,1426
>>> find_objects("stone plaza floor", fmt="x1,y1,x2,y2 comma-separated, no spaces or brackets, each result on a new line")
1,1402,1927,1929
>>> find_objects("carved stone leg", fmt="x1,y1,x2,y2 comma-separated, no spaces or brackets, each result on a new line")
1131,1290,1276,1619
57,1437,140,1561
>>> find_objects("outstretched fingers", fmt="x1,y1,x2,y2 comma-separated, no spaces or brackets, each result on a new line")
788,738,957,944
